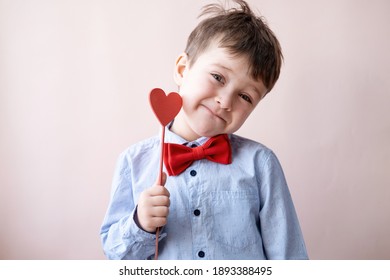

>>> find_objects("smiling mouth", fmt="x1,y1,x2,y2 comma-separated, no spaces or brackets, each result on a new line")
202,105,226,122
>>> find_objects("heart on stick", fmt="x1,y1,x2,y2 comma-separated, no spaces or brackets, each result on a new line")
148,87,182,261
149,88,182,126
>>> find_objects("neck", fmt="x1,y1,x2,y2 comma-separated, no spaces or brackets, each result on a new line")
170,113,200,142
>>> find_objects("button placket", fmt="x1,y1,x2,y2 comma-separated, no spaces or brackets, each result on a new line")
186,158,206,259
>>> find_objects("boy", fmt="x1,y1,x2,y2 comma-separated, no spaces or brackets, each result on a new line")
100,0,308,260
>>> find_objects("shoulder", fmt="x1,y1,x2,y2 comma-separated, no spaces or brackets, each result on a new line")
229,134,281,168
230,134,287,184
229,134,272,155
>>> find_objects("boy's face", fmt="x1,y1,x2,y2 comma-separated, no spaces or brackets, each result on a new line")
172,43,267,141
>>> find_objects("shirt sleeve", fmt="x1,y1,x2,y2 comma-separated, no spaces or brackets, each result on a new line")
258,150,308,259
99,150,166,260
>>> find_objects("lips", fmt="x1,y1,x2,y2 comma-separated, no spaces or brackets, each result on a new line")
202,104,226,122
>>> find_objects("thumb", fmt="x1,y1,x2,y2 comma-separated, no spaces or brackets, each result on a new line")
156,172,167,186
161,172,167,186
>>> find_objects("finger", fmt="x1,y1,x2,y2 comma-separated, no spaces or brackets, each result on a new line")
150,205,170,217
150,216,168,228
161,172,167,186
155,171,167,186
149,184,170,197
149,195,170,207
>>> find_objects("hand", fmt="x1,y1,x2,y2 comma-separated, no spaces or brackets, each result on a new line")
136,172,170,233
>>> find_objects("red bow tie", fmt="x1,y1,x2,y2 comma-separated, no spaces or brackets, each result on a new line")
163,134,232,176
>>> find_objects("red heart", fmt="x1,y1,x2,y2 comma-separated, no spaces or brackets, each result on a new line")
149,88,182,126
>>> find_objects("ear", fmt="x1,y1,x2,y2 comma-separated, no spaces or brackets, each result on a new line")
173,53,188,87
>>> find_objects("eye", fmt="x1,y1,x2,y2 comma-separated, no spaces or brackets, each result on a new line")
211,73,225,84
239,93,252,104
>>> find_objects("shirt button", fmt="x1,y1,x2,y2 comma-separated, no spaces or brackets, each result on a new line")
193,209,200,216
198,251,205,258
190,170,197,176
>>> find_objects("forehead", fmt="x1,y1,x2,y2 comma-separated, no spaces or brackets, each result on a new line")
193,42,248,69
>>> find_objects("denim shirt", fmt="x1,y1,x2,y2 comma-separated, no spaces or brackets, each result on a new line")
100,128,308,260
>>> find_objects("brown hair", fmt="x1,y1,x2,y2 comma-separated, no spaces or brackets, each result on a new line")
184,0,283,93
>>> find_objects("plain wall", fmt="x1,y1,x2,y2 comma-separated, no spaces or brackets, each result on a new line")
0,0,389,259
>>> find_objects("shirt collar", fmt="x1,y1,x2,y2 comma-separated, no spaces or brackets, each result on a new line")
164,122,211,147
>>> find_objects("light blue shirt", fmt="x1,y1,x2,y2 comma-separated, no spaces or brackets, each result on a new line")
100,127,308,260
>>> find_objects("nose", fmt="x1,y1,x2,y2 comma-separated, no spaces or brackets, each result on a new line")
215,93,233,111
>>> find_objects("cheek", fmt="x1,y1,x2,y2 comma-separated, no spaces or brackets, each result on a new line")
180,86,210,108
234,107,253,124
180,95,200,119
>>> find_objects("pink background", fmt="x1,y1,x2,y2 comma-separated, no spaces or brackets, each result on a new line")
1,0,389,259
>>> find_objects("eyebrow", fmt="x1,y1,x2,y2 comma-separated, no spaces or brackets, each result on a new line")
252,86,265,99
212,63,233,72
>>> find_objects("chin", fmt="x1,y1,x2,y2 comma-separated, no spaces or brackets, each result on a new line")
195,128,225,138
190,121,233,138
